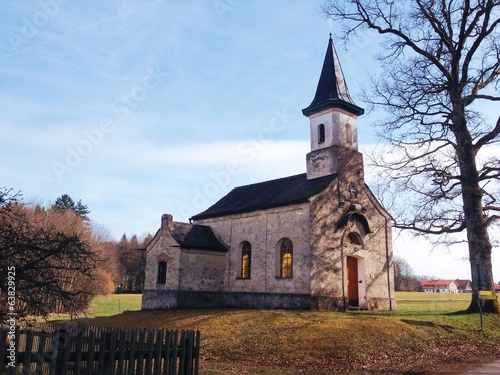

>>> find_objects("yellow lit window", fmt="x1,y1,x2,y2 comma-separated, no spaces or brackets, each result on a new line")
241,242,251,279
280,239,293,278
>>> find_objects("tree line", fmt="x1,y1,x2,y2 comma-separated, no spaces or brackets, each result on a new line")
393,256,436,292
0,189,148,322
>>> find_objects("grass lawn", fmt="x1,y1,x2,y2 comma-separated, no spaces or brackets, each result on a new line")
86,293,142,316
47,294,142,322
67,292,500,374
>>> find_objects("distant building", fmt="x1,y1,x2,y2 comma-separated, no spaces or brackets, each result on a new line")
421,280,459,293
454,279,472,293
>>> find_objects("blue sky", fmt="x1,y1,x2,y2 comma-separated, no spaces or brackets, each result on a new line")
0,1,497,280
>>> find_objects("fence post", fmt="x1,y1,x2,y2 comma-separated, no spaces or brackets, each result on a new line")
170,330,179,375
85,329,96,375
194,330,200,375
0,329,7,368
153,329,163,375
54,328,69,375
49,330,60,375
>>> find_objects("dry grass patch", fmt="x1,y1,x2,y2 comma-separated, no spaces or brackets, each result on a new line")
87,307,500,374
64,293,500,374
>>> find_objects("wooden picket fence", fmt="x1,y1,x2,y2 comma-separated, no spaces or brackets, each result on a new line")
1,324,200,374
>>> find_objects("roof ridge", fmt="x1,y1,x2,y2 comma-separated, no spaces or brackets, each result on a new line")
191,173,337,221
232,173,307,190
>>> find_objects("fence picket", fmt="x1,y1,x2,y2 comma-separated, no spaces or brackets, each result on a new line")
153,329,163,375
0,329,7,367
105,330,118,375
96,329,106,374
85,329,96,375
22,329,34,372
73,329,84,374
145,329,154,375
60,329,71,375
136,329,146,375
194,330,200,375
127,329,137,375
116,329,127,375
170,330,179,375
34,331,47,375
184,332,194,375
163,330,172,375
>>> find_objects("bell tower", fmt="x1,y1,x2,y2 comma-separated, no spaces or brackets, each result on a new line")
303,35,365,180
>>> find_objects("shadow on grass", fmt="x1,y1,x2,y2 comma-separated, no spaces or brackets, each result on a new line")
446,309,475,316
401,319,455,332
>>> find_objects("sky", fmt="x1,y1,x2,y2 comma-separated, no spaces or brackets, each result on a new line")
0,0,498,281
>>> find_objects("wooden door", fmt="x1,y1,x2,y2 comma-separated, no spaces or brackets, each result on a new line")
347,256,359,307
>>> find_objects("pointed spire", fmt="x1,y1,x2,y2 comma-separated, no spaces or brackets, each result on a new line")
302,35,364,117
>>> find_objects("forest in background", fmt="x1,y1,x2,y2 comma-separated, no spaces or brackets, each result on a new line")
0,190,148,320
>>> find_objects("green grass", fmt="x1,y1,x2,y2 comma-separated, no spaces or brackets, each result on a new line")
86,294,142,316
394,291,473,316
80,291,474,317
47,293,142,321
68,292,499,374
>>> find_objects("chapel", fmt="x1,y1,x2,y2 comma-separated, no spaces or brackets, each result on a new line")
141,35,396,311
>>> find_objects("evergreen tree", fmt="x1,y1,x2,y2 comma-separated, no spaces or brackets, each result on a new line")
53,194,90,221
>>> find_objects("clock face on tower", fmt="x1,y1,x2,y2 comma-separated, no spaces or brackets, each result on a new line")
347,182,357,198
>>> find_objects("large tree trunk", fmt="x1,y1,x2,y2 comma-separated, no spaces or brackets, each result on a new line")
454,111,500,313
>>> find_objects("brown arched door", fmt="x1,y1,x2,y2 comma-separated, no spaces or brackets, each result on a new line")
347,256,359,307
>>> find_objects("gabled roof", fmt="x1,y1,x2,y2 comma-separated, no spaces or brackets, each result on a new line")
454,279,471,288
191,173,337,221
171,221,227,252
302,35,364,117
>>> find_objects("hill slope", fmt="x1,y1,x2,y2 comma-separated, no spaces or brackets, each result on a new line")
87,300,500,374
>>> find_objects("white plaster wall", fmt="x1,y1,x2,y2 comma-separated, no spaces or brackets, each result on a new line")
308,108,359,151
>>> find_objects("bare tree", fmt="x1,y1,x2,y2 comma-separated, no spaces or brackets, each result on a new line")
114,234,147,293
0,189,102,321
393,256,421,291
322,0,500,312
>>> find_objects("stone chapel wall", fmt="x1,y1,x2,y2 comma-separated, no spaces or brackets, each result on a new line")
195,202,312,308
309,174,396,311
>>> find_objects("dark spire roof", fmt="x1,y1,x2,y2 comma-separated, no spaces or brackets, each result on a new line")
190,173,337,221
302,35,364,117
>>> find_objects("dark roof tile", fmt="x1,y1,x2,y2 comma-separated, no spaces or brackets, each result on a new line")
171,222,227,252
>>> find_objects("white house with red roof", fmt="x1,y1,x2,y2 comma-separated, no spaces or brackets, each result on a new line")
421,280,459,293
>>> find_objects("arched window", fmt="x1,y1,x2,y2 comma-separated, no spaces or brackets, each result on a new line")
346,123,352,144
157,261,167,284
279,238,293,278
240,241,252,279
318,124,325,144
345,232,362,246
